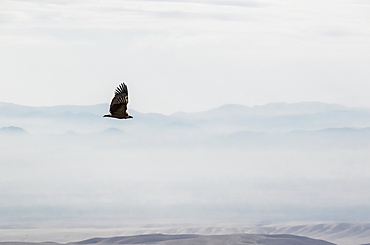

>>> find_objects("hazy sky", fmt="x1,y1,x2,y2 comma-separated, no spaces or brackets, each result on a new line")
1,0,370,114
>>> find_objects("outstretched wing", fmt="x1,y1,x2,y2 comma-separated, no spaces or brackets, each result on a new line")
109,83,129,115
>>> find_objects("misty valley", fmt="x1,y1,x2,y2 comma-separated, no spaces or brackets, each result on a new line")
1,102,370,245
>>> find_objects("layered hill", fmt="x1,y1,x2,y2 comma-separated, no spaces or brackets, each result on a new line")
0,233,335,245
2,101,370,149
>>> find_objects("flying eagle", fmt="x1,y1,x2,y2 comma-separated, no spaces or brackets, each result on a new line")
104,82,133,119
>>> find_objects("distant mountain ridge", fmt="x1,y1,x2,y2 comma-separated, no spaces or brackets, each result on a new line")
1,223,370,245
0,102,108,116
0,101,356,117
0,233,335,245
190,102,349,117
0,126,27,134
1,101,370,135
69,233,335,245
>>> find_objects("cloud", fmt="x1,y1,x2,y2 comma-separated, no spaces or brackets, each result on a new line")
208,0,268,8
1,0,370,113
133,0,268,8
1,0,262,30
318,26,357,37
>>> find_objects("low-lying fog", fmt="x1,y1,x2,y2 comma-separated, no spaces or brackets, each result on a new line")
1,102,370,225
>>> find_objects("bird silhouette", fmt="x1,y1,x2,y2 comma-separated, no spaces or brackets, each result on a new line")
104,82,133,119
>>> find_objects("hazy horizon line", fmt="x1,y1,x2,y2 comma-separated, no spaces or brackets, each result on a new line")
0,100,363,115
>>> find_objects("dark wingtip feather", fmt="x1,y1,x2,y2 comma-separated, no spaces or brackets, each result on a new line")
114,82,128,95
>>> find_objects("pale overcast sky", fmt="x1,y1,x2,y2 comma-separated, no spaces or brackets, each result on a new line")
1,0,369,114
